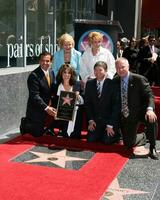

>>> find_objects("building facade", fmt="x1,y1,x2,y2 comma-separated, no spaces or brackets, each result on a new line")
0,0,140,134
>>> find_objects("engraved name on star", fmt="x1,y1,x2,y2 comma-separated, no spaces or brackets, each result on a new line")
25,149,87,168
62,94,73,106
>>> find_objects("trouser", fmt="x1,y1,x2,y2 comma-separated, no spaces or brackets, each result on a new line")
20,117,45,137
87,118,120,144
120,115,157,148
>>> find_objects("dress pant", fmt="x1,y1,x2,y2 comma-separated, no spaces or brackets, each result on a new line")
20,117,45,137
120,114,157,148
87,118,120,144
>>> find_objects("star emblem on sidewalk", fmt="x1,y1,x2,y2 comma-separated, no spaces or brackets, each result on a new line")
102,178,149,200
132,146,160,158
62,94,73,105
25,149,87,168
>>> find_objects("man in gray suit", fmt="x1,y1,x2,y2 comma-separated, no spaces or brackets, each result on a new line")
113,57,158,159
84,61,120,144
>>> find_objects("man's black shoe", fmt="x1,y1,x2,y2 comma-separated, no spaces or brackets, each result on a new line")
20,124,28,135
149,146,159,160
20,125,25,135
20,117,32,135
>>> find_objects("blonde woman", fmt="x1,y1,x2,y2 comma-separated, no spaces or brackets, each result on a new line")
80,31,116,83
52,33,81,77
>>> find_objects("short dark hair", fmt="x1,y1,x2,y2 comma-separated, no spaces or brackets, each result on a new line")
148,35,155,41
39,51,53,61
94,61,108,71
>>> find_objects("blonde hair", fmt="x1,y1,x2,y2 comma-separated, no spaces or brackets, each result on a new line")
88,31,103,46
58,33,75,49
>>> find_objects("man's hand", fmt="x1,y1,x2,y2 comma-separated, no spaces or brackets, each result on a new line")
46,106,57,118
105,127,115,136
75,91,80,100
88,120,96,131
145,110,157,123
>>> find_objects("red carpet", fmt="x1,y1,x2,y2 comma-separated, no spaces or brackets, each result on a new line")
0,134,131,200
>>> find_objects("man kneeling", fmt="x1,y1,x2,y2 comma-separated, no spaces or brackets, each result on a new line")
20,52,56,137
84,61,120,144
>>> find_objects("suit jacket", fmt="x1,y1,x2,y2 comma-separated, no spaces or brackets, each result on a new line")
137,45,159,74
84,78,119,127
122,46,139,70
26,66,56,123
112,72,155,120
138,45,159,60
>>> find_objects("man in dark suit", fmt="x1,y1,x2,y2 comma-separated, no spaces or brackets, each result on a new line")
84,61,120,144
113,57,159,159
137,35,160,86
20,51,57,137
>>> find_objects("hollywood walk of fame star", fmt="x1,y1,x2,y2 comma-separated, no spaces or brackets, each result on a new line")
102,178,149,200
25,149,87,168
62,94,73,106
133,146,160,158
133,145,149,156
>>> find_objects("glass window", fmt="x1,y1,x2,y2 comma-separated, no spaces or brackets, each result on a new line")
26,0,54,65
0,0,96,68
0,0,16,68
56,0,76,38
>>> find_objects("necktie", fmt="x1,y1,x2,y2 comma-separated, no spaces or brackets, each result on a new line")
45,72,52,106
121,79,129,118
97,81,101,98
45,73,51,87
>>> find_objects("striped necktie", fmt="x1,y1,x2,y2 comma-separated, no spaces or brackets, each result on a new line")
97,81,101,98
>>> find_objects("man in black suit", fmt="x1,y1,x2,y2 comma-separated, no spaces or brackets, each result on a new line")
138,35,160,86
84,61,120,144
113,57,159,159
20,51,57,137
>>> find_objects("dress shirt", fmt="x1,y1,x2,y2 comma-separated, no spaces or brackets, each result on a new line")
80,46,116,82
41,68,50,77
121,72,129,88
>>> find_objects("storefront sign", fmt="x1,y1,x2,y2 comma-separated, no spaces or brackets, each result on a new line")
7,36,54,66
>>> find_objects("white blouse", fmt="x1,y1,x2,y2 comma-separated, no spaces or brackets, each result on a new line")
80,46,116,82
